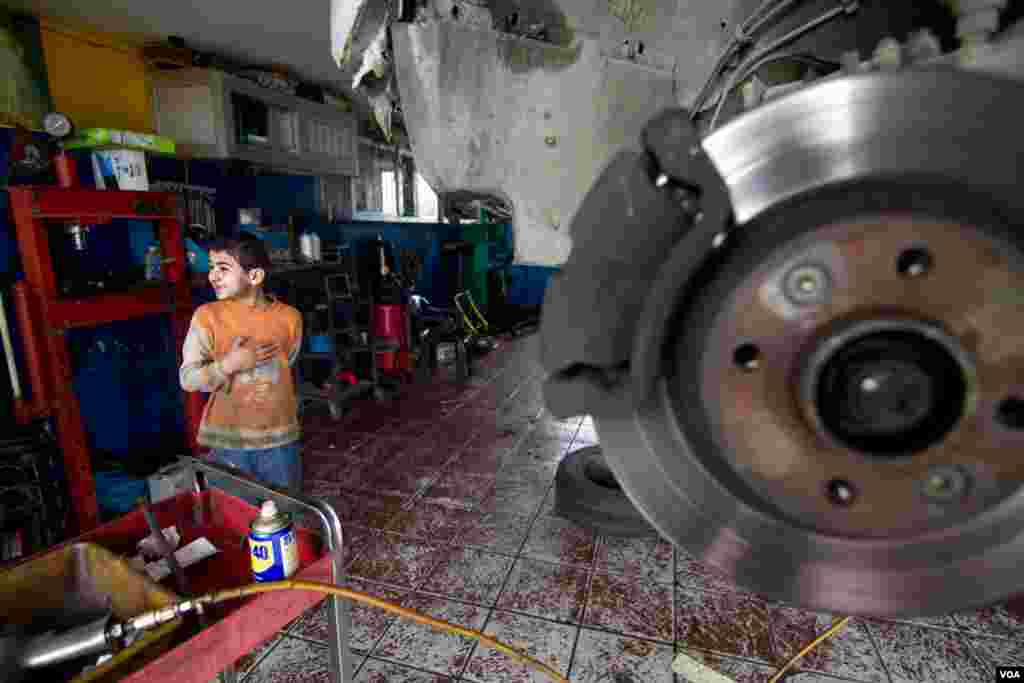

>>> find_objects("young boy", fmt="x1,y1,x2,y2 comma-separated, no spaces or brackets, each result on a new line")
179,234,304,490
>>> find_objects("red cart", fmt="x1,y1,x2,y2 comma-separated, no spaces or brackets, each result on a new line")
44,457,353,683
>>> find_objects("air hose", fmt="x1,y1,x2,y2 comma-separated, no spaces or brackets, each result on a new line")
110,580,849,682
112,578,569,683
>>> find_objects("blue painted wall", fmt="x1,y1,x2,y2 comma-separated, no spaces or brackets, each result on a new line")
317,221,463,306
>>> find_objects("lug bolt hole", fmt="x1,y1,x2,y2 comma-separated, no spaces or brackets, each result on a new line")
898,248,933,278
997,396,1024,430
826,479,856,506
733,344,760,371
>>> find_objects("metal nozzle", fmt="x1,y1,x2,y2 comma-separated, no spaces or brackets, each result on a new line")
19,615,114,670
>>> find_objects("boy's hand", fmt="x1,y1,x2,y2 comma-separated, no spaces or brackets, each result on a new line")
220,336,280,376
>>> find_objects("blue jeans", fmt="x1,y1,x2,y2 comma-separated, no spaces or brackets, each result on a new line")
211,442,302,493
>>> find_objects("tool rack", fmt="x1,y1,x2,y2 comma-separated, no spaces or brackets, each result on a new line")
7,187,205,533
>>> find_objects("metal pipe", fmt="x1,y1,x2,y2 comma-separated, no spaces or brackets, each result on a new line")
19,615,113,670
690,0,806,116
709,2,856,129
0,290,22,400
11,282,51,414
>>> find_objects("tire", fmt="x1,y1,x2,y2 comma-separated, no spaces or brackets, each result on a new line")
554,446,655,537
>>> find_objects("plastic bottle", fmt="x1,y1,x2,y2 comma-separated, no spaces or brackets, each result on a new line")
145,244,163,281
310,233,322,262
299,233,314,262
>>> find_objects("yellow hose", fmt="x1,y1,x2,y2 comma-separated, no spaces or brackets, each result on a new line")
137,577,848,683
198,579,568,683
767,615,850,682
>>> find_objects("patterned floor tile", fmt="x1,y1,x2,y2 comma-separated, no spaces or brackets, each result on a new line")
371,595,488,676
595,535,673,585
233,633,282,677
968,636,1024,666
864,619,993,682
433,421,481,450
673,650,779,683
676,552,749,596
952,604,1024,640
456,449,506,477
459,510,535,554
336,525,373,567
496,558,590,623
883,613,962,631
365,467,440,498
570,628,675,683
585,572,674,642
675,586,775,663
536,486,558,518
352,436,437,467
305,463,380,494
495,462,558,487
316,489,410,532
464,429,523,458
480,479,550,518
303,429,373,453
302,452,367,481
513,438,569,467
385,501,481,544
521,516,597,568
354,658,455,682
243,635,333,682
290,578,407,652
420,547,515,605
462,610,576,683
394,419,442,440
771,608,887,681
422,473,497,509
347,535,446,589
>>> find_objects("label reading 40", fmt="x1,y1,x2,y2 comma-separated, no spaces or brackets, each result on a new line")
250,539,275,573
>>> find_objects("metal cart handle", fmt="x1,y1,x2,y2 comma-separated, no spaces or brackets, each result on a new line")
181,456,352,683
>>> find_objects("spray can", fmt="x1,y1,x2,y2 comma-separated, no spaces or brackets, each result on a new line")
248,500,298,582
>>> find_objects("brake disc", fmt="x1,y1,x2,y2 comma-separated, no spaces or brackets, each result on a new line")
540,68,1024,617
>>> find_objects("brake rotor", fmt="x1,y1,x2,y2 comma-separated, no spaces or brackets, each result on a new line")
542,68,1024,617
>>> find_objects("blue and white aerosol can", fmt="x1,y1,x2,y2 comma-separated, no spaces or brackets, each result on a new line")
248,500,299,582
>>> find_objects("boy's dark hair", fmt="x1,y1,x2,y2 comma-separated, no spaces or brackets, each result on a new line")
208,233,272,273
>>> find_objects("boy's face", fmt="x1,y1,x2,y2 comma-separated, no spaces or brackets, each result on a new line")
209,251,257,300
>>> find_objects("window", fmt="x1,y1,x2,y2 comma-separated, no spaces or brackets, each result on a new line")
416,174,439,220
381,171,398,216
376,168,440,220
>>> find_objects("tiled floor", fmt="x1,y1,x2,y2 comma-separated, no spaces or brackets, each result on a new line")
237,334,1024,682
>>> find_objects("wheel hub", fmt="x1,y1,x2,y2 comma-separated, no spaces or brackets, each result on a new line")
810,323,968,457
541,69,1024,617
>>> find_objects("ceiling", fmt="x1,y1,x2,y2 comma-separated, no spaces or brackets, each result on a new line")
4,0,355,96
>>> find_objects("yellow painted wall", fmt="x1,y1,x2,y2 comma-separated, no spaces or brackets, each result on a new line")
39,18,153,133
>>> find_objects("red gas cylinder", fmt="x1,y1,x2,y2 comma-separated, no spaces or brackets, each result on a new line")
373,304,407,346
374,304,409,374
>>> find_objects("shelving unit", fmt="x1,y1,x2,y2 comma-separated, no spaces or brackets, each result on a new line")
7,187,203,533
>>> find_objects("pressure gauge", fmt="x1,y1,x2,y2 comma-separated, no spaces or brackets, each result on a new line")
43,112,72,139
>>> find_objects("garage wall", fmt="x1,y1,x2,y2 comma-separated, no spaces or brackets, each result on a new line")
39,18,154,133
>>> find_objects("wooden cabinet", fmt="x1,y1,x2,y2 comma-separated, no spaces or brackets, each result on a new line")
151,68,358,176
